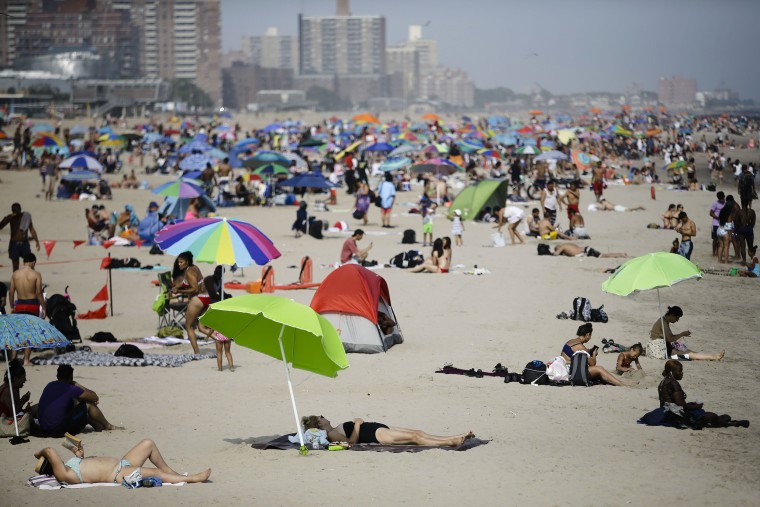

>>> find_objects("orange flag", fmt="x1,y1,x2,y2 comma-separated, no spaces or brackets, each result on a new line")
43,240,56,258
77,304,107,319
100,257,112,269
102,240,116,249
134,239,143,249
91,283,109,302
72,240,86,249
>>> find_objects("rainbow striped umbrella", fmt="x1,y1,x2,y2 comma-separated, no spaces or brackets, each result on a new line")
151,180,204,198
155,217,280,267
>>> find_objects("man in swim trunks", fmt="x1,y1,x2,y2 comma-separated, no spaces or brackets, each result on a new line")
674,211,696,260
567,208,590,239
0,202,41,271
561,180,581,220
37,365,122,437
538,214,572,240
552,243,628,258
592,164,604,202
9,253,45,365
315,415,474,446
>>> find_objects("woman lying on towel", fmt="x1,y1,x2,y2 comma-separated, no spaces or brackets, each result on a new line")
658,360,748,429
34,438,211,487
314,415,474,446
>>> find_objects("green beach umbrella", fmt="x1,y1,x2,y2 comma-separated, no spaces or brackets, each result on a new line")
601,252,703,347
199,294,349,454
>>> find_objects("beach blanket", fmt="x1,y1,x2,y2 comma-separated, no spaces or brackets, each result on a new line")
251,433,489,453
31,350,215,367
27,474,185,489
637,406,707,430
435,365,508,378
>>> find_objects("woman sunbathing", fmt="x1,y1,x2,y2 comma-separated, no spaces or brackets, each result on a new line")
561,323,632,386
314,415,474,446
34,438,211,486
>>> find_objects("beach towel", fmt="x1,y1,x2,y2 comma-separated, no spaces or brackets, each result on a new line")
637,406,707,430
435,364,508,378
27,474,186,489
31,350,215,367
251,433,489,453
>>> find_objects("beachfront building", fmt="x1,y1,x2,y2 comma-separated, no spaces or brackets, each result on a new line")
418,67,475,108
386,25,438,103
296,1,387,105
658,75,697,107
221,63,294,111
241,28,299,72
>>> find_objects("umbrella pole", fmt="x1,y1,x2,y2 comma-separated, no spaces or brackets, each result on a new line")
658,288,668,358
3,349,20,438
276,324,307,454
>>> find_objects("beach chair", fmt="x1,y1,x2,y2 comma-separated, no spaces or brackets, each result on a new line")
155,271,188,329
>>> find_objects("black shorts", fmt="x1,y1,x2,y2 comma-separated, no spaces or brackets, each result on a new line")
47,403,88,437
8,240,31,261
585,247,601,258
711,225,718,240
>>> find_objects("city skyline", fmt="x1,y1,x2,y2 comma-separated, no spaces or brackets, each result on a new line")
220,0,760,101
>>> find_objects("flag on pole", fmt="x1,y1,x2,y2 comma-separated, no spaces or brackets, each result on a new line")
91,283,109,302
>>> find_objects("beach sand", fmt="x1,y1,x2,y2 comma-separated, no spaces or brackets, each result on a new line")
1,117,758,506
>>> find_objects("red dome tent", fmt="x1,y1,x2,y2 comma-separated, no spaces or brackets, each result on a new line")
310,265,403,353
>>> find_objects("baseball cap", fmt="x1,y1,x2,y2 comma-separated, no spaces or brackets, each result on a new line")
148,201,159,209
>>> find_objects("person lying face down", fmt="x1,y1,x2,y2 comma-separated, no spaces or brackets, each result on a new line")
313,415,474,446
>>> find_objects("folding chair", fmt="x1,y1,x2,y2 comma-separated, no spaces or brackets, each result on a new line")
155,271,188,329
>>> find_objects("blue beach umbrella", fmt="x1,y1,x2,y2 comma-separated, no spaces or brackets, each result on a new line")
61,170,100,182
179,154,213,171
59,154,104,171
379,157,412,172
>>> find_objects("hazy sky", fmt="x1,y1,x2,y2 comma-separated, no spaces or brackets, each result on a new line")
221,0,760,100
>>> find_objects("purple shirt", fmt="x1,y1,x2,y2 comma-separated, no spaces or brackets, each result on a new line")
38,381,84,432
710,200,725,227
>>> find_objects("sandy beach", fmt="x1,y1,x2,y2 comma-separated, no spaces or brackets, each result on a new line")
1,113,759,506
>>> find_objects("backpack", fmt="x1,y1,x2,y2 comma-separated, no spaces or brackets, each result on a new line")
590,305,609,323
569,350,590,386
389,250,423,269
46,294,81,342
402,229,416,244
537,243,552,256
114,343,144,359
571,297,592,322
91,331,117,343
521,360,548,385
109,257,141,269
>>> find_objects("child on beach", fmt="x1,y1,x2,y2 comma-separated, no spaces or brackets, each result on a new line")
420,194,434,246
451,209,464,246
616,343,643,376
207,329,234,372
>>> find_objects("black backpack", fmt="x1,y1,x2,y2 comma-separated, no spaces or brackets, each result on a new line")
569,351,590,386
402,229,416,244
537,244,552,256
114,343,144,359
521,360,548,385
91,331,117,343
571,297,592,322
389,250,423,269
590,305,609,323
46,294,81,342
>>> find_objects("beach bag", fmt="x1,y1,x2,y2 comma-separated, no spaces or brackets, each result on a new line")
569,351,590,386
402,229,416,244
521,360,548,385
91,331,117,343
537,243,551,255
109,257,141,269
571,297,592,322
152,293,167,314
547,356,570,382
491,232,506,248
590,305,609,323
374,194,383,208
352,209,365,220
115,343,144,359
646,339,667,360
389,250,423,269
0,412,31,437
308,220,324,239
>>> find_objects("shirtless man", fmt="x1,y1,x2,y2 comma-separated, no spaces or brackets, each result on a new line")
9,253,46,365
553,243,628,258
0,203,41,271
217,157,233,179
568,208,590,239
526,208,541,237
674,211,696,260
592,163,604,202
591,198,646,212
560,180,581,220
538,214,572,240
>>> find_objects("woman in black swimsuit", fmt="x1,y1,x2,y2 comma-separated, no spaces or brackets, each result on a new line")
315,416,474,446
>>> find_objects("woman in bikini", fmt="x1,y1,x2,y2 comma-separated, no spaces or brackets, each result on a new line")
409,238,445,273
560,323,630,386
314,415,474,446
170,251,208,354
34,438,211,487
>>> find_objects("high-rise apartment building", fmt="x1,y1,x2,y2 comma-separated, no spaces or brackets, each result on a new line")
241,28,298,71
298,12,385,76
386,25,438,101
0,0,30,68
419,67,475,107
658,75,697,106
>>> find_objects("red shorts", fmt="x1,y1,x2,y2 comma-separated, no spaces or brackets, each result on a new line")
197,295,212,307
381,207,392,216
593,181,604,195
567,204,579,219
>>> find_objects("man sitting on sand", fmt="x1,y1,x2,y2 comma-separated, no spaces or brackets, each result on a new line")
526,208,541,237
567,208,590,239
37,365,122,437
538,214,572,240
588,198,646,212
34,438,210,486
340,229,372,265
552,243,629,258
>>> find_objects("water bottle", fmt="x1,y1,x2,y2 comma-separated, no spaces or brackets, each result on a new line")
141,477,163,488
311,438,319,450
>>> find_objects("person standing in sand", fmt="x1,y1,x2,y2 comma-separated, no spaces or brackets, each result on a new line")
9,253,45,365
674,211,696,260
592,163,604,202
495,205,525,245
1,202,41,272
560,180,581,220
